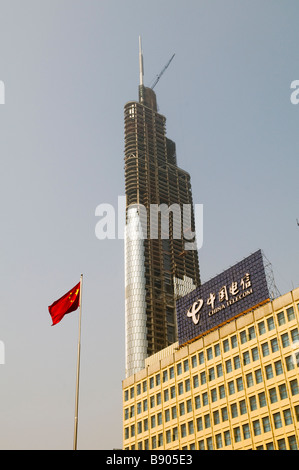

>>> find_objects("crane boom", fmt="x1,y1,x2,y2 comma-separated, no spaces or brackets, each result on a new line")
151,54,175,90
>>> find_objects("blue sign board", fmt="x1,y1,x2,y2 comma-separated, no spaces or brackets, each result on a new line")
176,250,270,346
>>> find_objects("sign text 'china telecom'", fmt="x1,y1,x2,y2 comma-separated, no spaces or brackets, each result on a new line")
176,250,270,346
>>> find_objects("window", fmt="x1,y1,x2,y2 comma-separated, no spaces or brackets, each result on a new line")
288,436,298,450
269,387,278,403
166,430,171,444
223,339,229,352
208,367,215,381
248,326,256,340
240,331,247,344
137,421,142,434
169,366,174,379
193,374,199,388
207,347,213,361
186,399,192,413
258,392,266,408
217,364,223,378
216,433,223,449
163,370,168,383
243,351,250,365
198,351,204,364
270,338,279,352
242,424,250,440
262,342,269,357
155,374,160,386
196,417,203,431
224,430,231,446
198,440,205,450
231,335,237,349
213,410,220,425
183,359,189,372
171,406,177,419
290,379,299,396
149,377,154,389
253,420,261,436
151,415,156,428
239,400,247,415
202,392,208,406
279,383,288,400
195,395,201,409
283,408,293,426
214,343,221,357
246,372,254,387
180,423,187,438
236,377,244,392
231,403,238,418
251,347,259,361
165,409,170,422
156,393,161,405
249,396,257,411
206,437,213,449
273,412,282,429
221,407,228,421
267,317,275,331
219,385,225,399
262,416,271,433
164,389,169,402
191,355,197,368
274,360,283,376
204,414,211,428
265,364,273,379
179,403,185,416
287,306,295,321
188,420,194,435
291,328,299,343
234,355,241,370
277,438,286,450
177,363,182,375
234,427,241,443
277,311,285,326
281,333,290,348
185,378,190,392
170,386,176,399
228,381,235,395
285,355,295,371
258,321,266,335
255,369,263,384
200,371,206,385
226,359,232,373
211,388,217,403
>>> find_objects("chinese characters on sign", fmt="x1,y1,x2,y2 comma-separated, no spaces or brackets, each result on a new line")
176,250,270,346
187,273,253,324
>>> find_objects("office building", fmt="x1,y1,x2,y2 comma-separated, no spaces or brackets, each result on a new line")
123,278,299,449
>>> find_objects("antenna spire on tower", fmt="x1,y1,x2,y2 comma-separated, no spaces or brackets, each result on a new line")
139,36,144,86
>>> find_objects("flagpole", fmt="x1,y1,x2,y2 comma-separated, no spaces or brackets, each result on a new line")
73,273,83,451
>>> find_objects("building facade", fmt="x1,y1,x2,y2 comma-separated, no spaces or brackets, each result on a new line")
124,40,200,377
123,287,299,450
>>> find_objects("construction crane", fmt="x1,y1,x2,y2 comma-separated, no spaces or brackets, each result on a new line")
150,54,175,90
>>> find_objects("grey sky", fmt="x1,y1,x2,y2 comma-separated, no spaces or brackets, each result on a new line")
0,0,298,449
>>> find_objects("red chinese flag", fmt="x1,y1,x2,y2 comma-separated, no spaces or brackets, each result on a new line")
48,282,80,326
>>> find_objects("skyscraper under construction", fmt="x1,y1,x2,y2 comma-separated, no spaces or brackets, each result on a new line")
124,38,200,378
